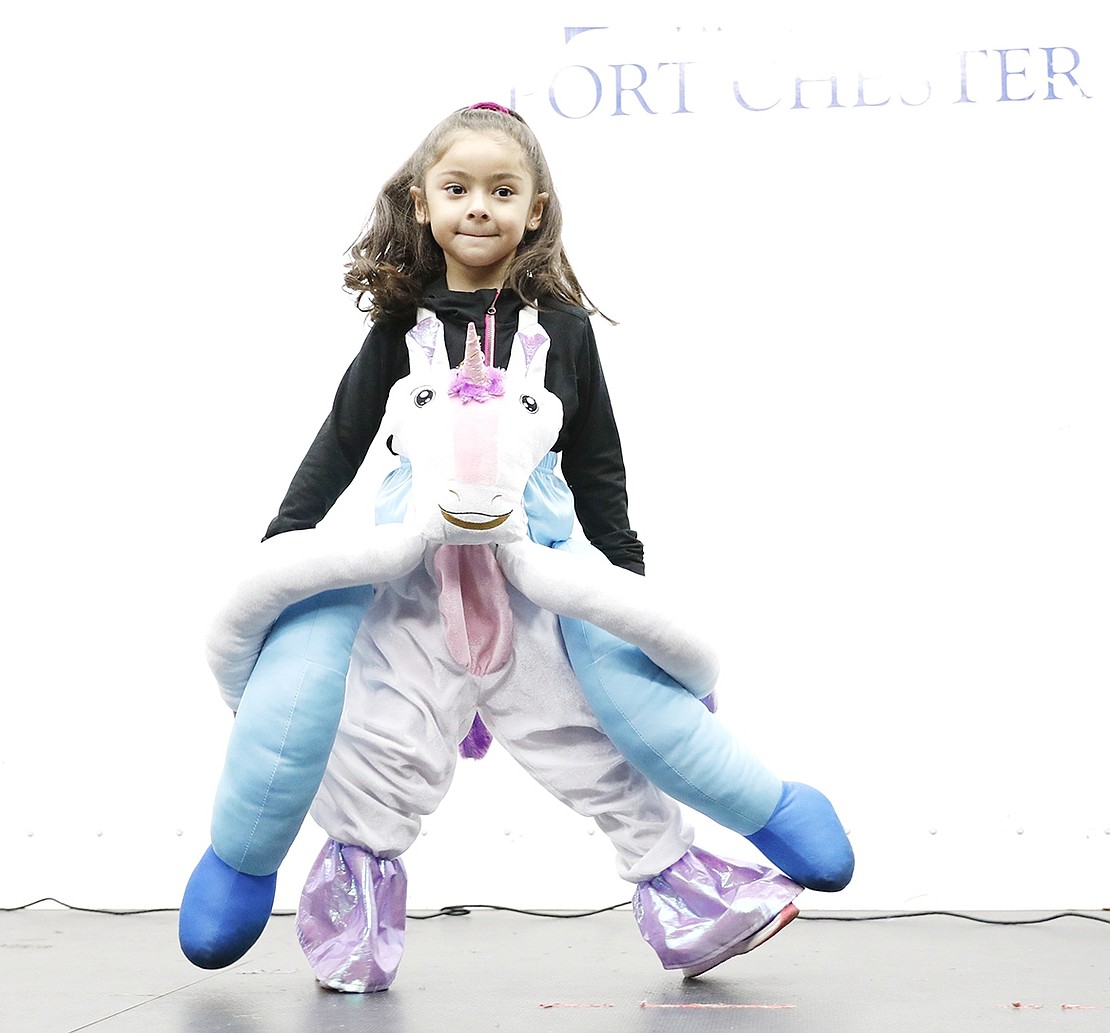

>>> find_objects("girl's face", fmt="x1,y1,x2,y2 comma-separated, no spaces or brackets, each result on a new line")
412,130,547,292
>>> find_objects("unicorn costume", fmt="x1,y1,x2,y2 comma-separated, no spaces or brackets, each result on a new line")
179,290,852,989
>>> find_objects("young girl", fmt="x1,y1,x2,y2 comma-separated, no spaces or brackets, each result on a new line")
181,103,850,992
264,103,641,575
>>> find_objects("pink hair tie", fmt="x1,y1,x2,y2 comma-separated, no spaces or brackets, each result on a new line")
469,101,514,115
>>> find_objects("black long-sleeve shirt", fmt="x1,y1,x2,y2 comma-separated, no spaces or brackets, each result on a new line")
264,281,645,573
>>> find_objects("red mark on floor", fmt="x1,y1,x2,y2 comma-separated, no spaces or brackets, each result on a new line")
641,1002,796,1009
1004,1003,1110,1010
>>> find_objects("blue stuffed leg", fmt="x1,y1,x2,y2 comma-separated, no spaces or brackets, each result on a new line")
557,597,854,891
557,601,782,835
528,459,854,893
180,584,373,968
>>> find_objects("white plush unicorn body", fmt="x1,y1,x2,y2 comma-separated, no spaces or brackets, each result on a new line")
180,308,852,988
206,310,718,714
277,312,702,881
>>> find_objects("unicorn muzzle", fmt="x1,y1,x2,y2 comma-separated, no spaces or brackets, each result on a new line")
439,506,512,531
436,485,518,538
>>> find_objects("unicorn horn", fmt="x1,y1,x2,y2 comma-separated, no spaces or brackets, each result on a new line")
449,321,505,403
460,322,490,386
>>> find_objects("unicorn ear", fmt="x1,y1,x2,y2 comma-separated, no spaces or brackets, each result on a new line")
506,318,551,384
405,311,449,373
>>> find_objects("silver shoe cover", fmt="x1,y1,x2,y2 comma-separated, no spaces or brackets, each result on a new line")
295,839,407,992
633,846,801,970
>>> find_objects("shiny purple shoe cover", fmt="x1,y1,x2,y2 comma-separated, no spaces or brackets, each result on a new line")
633,846,802,972
296,839,407,992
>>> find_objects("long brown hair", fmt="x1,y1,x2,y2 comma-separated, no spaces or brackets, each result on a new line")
344,105,605,321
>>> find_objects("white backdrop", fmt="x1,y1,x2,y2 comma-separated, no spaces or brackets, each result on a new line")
2,2,1107,914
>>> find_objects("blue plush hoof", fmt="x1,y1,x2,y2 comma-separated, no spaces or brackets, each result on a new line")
746,781,855,892
179,846,278,969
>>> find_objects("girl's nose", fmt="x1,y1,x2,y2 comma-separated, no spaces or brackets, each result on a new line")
466,196,490,219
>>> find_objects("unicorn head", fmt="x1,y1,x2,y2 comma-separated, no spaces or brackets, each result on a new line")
382,313,563,545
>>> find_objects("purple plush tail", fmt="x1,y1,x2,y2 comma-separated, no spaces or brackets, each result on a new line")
459,713,493,759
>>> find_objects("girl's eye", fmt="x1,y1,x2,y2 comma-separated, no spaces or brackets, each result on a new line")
446,185,465,196
494,187,514,198
520,394,538,414
415,388,435,407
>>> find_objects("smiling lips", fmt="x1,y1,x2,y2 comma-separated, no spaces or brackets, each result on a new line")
441,508,511,530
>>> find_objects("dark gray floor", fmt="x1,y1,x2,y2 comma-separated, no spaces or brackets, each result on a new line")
4,908,1109,1033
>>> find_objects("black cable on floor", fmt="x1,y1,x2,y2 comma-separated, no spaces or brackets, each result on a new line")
0,898,631,920
3,897,1109,926
0,897,180,916
795,910,1110,927
407,901,634,920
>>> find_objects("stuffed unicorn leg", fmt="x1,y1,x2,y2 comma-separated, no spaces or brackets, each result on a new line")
558,604,854,892
179,527,423,969
496,535,854,894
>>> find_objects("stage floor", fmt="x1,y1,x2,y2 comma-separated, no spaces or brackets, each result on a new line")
4,907,1108,1033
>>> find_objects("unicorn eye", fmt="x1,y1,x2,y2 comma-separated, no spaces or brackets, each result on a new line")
520,394,538,414
414,388,435,407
